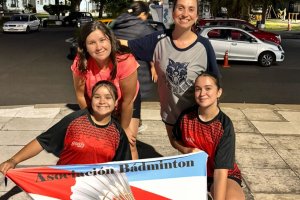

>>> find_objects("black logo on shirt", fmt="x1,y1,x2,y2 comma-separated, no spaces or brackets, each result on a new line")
166,58,193,94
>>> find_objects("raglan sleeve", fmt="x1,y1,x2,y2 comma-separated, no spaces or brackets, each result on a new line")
128,31,162,62
172,114,184,141
214,117,235,169
198,35,221,78
113,125,132,161
36,110,83,157
117,54,139,80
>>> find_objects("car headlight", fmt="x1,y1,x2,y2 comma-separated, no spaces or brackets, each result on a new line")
278,45,283,51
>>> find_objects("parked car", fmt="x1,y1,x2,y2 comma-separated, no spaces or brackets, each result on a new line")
196,18,281,44
62,11,93,28
2,14,40,33
199,26,285,67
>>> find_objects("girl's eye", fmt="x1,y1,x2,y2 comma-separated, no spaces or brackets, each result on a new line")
176,5,184,11
189,8,195,12
99,37,108,43
195,87,201,91
87,41,95,45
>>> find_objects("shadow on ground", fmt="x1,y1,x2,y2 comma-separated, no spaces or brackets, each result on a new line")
137,140,163,159
0,186,22,200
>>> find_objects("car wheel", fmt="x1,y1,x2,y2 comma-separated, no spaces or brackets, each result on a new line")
37,25,40,32
26,26,30,33
258,52,274,67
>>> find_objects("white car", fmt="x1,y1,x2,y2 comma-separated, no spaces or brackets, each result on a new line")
199,26,285,67
3,14,40,33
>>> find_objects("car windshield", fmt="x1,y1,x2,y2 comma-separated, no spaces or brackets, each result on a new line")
11,15,28,21
238,23,255,31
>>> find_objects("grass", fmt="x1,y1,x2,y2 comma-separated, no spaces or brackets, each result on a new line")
250,18,300,31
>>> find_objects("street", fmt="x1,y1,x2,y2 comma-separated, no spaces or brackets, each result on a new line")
0,27,299,105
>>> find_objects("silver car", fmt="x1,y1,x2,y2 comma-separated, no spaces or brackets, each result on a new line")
199,26,285,67
3,14,40,33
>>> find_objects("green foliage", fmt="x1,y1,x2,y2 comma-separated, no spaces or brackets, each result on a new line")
25,4,36,13
104,0,133,17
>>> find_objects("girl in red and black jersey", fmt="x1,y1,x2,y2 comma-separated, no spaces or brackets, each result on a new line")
0,80,131,175
172,72,245,200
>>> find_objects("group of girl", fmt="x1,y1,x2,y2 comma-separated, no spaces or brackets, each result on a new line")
0,0,245,199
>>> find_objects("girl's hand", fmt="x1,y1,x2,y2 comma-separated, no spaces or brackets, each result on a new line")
191,148,201,153
149,62,158,83
124,128,137,146
183,147,200,154
0,158,17,175
151,67,158,83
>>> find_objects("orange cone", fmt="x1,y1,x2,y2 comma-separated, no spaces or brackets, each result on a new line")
223,50,230,68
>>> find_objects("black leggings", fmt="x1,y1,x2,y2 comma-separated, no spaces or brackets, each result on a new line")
132,89,141,119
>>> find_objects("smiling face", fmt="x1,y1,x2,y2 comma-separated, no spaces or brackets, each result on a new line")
172,0,198,30
194,74,222,109
86,29,112,64
91,85,117,119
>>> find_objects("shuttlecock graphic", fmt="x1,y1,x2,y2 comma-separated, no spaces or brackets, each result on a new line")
70,169,135,200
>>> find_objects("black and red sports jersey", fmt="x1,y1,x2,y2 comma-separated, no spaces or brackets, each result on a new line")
36,108,131,165
173,106,241,180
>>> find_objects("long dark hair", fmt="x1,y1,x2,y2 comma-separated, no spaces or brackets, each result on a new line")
77,21,130,80
128,1,150,16
196,72,222,90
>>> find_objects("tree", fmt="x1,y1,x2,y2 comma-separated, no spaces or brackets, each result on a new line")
104,0,133,17
69,0,81,11
43,4,71,19
208,0,284,22
94,0,132,18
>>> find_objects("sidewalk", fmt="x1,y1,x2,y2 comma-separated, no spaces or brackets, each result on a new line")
0,102,300,200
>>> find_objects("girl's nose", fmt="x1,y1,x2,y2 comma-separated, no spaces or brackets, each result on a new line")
95,42,102,50
200,90,206,96
182,9,189,16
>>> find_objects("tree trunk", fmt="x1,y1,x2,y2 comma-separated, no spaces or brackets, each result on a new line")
98,2,104,18
70,0,81,11
261,2,268,25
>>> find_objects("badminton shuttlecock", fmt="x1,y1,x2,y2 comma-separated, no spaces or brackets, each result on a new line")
71,169,135,200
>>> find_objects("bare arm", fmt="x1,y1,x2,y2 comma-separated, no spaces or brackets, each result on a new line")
149,61,158,83
166,126,199,154
72,73,87,109
212,169,228,200
0,139,43,175
119,71,138,143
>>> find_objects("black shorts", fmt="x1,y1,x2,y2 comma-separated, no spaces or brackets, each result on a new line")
207,176,242,191
132,89,141,119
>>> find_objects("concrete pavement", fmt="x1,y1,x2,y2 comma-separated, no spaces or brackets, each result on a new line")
0,102,300,200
